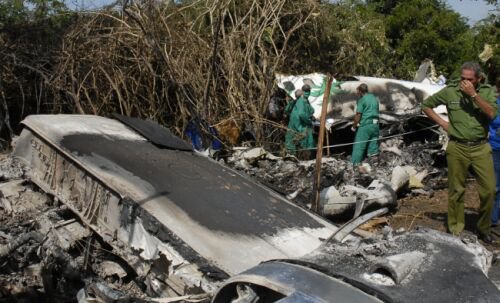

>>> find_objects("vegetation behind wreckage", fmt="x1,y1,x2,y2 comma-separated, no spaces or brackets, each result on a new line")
0,0,498,148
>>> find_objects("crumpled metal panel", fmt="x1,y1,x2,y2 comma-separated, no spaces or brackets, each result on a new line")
214,228,500,302
14,115,336,276
300,228,500,303
212,261,383,303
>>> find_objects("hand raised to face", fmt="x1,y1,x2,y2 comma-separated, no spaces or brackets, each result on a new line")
460,79,476,97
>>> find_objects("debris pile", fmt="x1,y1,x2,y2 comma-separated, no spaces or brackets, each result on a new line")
0,155,171,302
302,227,499,302
0,156,24,180
226,137,446,217
1,111,499,302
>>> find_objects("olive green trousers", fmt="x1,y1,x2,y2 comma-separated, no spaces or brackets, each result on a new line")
446,141,496,235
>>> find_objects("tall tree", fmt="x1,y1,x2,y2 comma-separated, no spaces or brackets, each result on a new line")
472,14,499,83
365,0,400,14
0,0,73,141
283,1,391,77
384,0,470,78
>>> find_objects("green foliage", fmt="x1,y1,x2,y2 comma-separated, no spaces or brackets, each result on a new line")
365,0,498,81
373,0,472,79
0,0,67,26
365,0,399,14
283,1,391,77
0,0,73,48
283,0,484,80
0,0,498,144
0,0,74,138
472,14,500,83
0,0,28,26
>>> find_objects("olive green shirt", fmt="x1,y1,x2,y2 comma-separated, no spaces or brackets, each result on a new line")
422,82,497,141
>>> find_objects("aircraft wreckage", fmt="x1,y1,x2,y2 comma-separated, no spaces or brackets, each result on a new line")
255,74,450,216
275,73,447,128
6,114,499,302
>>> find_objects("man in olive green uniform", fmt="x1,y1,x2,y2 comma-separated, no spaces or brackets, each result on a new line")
285,85,315,156
352,83,379,166
422,62,498,243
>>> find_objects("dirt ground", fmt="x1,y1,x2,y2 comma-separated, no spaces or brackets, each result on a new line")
389,180,474,232
387,181,500,248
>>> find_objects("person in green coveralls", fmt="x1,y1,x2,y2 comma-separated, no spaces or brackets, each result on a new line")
422,62,498,244
351,83,379,166
284,84,315,157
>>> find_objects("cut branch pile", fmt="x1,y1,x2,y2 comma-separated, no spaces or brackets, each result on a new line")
1,0,391,148
46,0,319,143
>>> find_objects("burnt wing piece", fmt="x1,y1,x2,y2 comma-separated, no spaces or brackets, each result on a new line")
212,261,385,303
301,228,500,303
214,228,500,303
13,114,335,296
13,115,499,303
112,113,193,151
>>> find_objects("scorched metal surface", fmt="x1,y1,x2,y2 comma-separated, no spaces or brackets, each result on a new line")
15,115,335,275
59,133,323,235
112,113,193,151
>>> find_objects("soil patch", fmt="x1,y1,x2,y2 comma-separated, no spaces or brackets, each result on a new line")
388,180,480,233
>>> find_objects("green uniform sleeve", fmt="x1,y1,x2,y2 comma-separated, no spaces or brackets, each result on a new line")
356,97,365,114
296,98,313,126
481,86,498,119
284,100,295,115
422,87,451,109
306,101,315,117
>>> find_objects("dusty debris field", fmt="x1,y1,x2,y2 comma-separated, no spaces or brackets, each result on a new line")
0,150,499,302
0,154,148,303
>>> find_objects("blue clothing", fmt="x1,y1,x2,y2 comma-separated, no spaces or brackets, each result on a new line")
492,150,500,225
490,97,500,225
185,120,221,151
489,97,500,150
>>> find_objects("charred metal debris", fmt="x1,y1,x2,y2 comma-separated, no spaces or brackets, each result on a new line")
0,114,498,302
238,73,451,218
227,135,446,218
